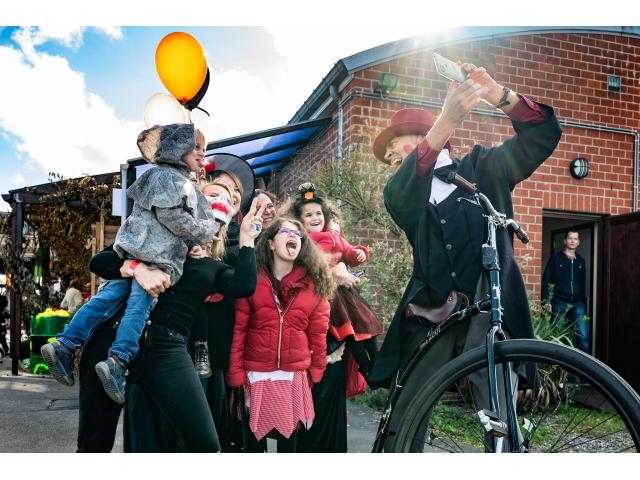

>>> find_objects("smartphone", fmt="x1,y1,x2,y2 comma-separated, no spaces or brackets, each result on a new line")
433,53,467,83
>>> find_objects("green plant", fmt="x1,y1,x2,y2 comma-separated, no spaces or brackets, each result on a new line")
310,153,400,235
1,172,119,326
309,154,412,325
350,387,389,412
518,289,578,413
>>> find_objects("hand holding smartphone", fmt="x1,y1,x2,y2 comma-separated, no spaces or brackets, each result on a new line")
433,53,467,83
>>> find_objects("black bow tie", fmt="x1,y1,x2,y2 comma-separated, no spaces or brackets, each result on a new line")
433,161,459,184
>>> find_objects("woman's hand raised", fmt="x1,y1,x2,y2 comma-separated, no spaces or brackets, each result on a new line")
239,197,268,247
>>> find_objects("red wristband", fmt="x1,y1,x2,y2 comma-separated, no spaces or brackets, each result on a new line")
126,260,140,277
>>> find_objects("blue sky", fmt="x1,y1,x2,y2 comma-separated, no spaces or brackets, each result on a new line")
0,24,437,210
0,0,622,212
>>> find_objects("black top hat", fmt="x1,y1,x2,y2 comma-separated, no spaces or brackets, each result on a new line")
204,153,255,213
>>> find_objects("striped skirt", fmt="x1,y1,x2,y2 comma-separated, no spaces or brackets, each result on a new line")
244,370,315,441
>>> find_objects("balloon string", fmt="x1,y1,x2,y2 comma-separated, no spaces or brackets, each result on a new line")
195,106,210,117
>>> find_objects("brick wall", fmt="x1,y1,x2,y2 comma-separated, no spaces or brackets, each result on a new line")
278,31,640,298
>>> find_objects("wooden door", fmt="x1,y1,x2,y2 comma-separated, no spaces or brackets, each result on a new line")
599,211,640,392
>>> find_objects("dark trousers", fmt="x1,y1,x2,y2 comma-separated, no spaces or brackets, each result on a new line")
136,324,220,452
245,425,298,453
77,323,123,452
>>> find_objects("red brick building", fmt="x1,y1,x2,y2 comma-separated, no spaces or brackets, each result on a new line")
271,27,640,386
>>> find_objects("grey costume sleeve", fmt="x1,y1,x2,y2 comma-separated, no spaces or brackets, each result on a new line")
155,206,220,246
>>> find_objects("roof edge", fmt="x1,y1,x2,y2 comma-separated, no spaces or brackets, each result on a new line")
290,26,640,123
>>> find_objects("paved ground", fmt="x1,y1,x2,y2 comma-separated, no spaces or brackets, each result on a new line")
0,359,379,453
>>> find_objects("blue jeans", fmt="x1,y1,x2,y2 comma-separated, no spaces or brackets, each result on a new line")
57,279,153,364
552,300,589,354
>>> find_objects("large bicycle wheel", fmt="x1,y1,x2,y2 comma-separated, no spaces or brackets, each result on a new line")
393,339,640,452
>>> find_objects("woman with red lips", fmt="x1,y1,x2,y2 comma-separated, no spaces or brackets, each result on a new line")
226,218,333,452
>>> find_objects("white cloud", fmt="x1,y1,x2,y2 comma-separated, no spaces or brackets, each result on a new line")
14,173,26,186
195,69,287,141
193,26,441,144
94,26,124,40
0,27,140,181
263,25,438,115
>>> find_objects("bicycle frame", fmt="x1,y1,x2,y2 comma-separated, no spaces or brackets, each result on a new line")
372,185,527,453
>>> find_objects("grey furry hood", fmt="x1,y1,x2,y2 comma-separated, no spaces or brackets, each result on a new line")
137,123,195,169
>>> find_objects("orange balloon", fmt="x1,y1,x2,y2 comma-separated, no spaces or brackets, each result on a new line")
155,32,207,103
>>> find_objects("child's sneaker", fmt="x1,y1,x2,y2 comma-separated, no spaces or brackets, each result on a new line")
194,341,212,379
41,340,76,386
95,356,128,404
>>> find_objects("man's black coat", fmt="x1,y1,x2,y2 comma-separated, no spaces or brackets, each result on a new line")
368,103,562,388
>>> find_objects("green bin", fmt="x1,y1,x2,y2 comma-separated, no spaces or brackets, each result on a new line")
30,309,70,374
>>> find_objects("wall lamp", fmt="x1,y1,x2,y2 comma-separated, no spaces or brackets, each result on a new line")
570,157,589,179
374,72,399,97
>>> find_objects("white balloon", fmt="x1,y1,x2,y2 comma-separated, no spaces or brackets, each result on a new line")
143,93,188,127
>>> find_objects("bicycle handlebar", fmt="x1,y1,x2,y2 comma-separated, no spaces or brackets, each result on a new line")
447,172,478,195
506,220,530,244
448,172,529,244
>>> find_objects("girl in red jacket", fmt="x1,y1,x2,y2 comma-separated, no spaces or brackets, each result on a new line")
226,217,333,452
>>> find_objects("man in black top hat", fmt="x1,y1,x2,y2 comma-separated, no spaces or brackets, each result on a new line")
368,62,562,450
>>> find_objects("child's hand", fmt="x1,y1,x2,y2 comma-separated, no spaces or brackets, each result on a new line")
354,249,367,263
327,220,341,233
188,245,207,259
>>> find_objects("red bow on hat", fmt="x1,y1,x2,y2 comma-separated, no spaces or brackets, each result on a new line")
204,161,217,174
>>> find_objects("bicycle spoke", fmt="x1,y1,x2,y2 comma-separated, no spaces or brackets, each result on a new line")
426,430,464,453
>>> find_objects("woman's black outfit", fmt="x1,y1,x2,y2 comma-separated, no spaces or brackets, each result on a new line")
89,245,256,452
190,219,245,451
297,335,348,453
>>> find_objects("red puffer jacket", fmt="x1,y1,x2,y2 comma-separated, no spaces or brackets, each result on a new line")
226,266,330,387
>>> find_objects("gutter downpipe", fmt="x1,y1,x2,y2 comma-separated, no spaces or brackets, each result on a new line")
329,85,343,173
351,91,640,212
120,162,129,225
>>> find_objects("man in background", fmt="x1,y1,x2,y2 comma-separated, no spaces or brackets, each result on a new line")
542,231,589,354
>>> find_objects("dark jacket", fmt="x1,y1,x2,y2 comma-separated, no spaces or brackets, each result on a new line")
368,102,562,389
226,267,330,386
541,251,587,304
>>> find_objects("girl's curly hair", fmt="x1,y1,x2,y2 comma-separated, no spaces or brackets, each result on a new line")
255,217,335,300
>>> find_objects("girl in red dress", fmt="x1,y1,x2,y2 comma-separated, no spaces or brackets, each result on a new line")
290,182,382,382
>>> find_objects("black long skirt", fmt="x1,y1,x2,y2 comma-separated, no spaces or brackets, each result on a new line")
297,359,347,453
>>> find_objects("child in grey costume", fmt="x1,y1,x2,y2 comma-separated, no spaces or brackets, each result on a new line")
42,123,221,404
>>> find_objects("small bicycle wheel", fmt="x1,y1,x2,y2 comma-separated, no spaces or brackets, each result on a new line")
393,339,640,452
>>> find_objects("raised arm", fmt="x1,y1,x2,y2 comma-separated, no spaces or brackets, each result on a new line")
212,197,265,297
213,247,257,298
